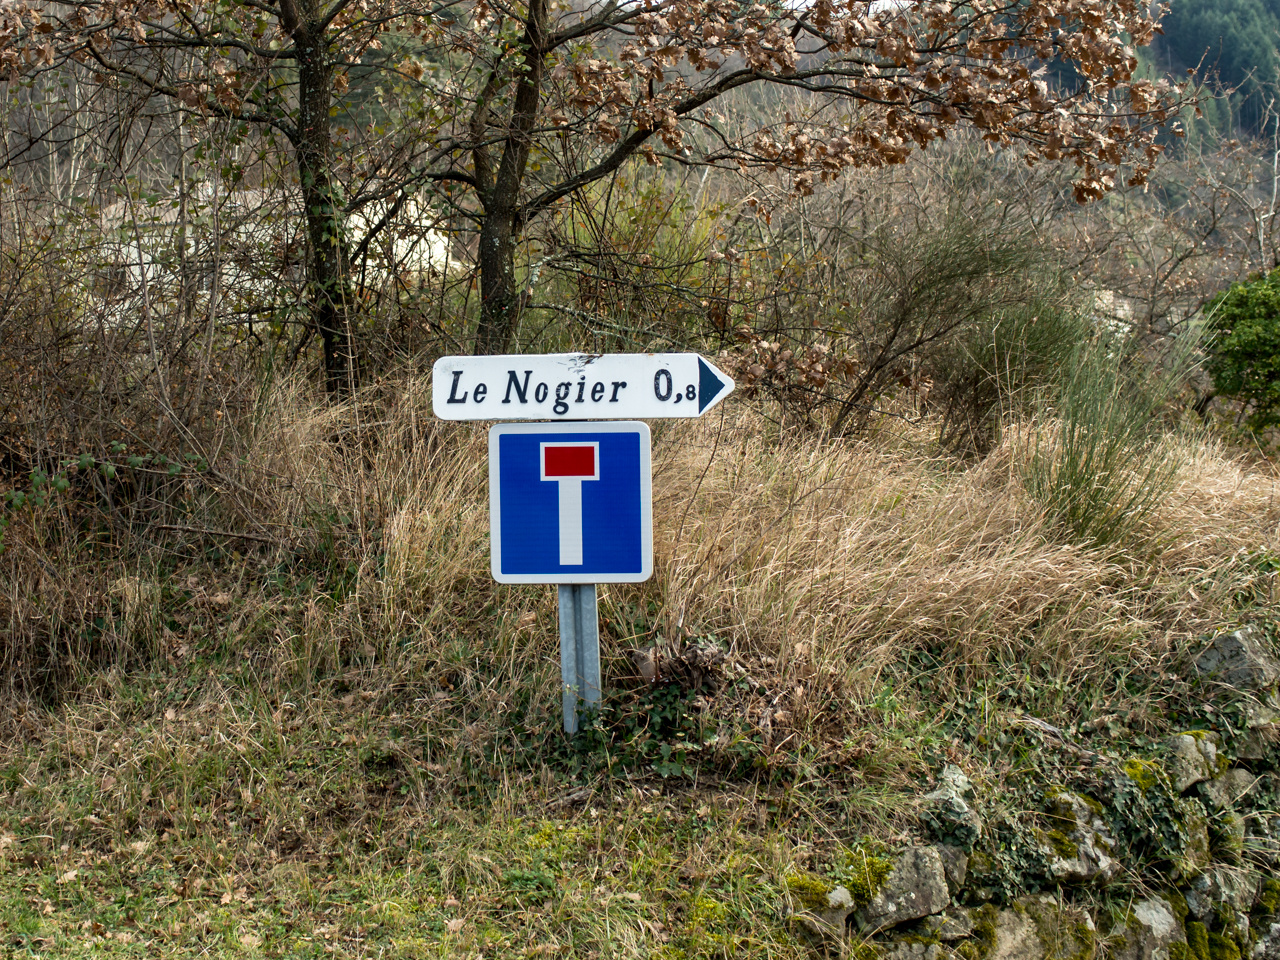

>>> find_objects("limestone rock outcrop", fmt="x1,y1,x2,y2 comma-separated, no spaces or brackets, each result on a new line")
1194,626,1280,691
1042,788,1119,884
854,846,950,932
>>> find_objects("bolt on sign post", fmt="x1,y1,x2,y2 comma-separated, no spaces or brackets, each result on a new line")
433,354,734,733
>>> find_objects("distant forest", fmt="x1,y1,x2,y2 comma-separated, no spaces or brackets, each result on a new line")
1159,0,1280,134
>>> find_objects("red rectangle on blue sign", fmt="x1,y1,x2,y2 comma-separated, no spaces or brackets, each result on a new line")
543,444,596,478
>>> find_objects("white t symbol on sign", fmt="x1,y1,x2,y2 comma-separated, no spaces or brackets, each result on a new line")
540,442,600,566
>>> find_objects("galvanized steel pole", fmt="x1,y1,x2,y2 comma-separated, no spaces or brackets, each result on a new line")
558,584,600,734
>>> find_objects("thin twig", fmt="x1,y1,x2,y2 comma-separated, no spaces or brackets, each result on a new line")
155,523,283,545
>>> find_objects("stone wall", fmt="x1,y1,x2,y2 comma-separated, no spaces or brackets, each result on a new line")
786,626,1280,960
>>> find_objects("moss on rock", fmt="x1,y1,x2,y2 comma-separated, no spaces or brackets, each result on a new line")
1080,794,1106,816
688,895,729,928
1165,892,1190,925
1176,731,1232,779
1046,785,1105,817
1255,878,1280,916
1022,898,1098,960
955,905,999,960
1176,814,1212,881
898,932,944,947
968,850,995,875
837,843,894,907
786,872,835,913
1044,829,1079,860
1071,921,1100,960
1206,932,1240,960
1187,921,1210,960
1123,758,1162,792
1210,811,1246,863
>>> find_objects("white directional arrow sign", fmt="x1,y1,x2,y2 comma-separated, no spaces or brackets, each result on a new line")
432,353,734,421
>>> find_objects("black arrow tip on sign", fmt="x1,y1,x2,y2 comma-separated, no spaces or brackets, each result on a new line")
698,357,730,414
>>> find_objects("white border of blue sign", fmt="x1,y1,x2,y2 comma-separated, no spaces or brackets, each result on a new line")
489,421,653,584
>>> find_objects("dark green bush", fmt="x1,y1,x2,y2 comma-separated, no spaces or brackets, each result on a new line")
1205,268,1280,432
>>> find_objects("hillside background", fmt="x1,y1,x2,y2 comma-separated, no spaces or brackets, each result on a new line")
1158,0,1280,136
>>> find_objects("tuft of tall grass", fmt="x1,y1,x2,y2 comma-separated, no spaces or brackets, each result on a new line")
649,421,1136,705
1017,332,1193,551
929,280,1090,455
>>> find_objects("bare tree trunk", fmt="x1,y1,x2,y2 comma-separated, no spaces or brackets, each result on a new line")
476,207,521,355
295,20,355,392
472,0,547,355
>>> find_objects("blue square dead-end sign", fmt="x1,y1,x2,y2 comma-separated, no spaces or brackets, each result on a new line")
489,421,653,584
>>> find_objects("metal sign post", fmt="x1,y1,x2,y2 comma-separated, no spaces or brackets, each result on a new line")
434,355,733,735
558,584,600,734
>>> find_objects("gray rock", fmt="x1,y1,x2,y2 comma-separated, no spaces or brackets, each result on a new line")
1108,897,1186,960
1043,789,1119,885
984,897,1095,960
1232,698,1280,762
1175,813,1213,881
786,913,845,958
1256,921,1280,960
884,942,942,960
988,904,1045,960
923,766,983,850
1238,723,1280,761
935,765,975,797
1245,697,1280,728
854,847,950,933
783,885,855,957
788,885,857,957
1185,867,1258,920
829,886,855,908
817,884,856,928
936,844,968,894
1164,733,1222,793
1195,626,1280,691
923,908,976,942
1201,769,1261,810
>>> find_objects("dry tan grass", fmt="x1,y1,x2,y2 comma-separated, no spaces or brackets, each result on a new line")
643,415,1278,700
193,378,1280,725
5,371,1280,731
1156,435,1280,561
